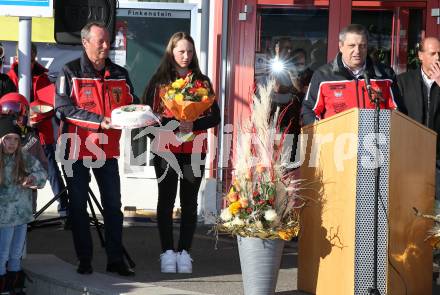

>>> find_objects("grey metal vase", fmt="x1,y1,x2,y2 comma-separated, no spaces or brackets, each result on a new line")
237,236,285,295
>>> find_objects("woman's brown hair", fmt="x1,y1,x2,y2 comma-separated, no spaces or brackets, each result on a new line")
0,137,26,186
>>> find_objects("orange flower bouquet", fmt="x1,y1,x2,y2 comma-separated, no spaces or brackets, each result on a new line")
159,72,214,141
214,80,306,241
159,72,215,122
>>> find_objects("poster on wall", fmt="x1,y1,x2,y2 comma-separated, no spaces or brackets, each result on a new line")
110,20,128,67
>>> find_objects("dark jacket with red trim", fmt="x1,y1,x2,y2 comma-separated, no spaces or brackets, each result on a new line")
144,71,220,154
8,61,54,145
301,53,400,125
55,53,137,159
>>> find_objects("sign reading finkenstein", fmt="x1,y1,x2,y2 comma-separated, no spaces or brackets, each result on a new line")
0,0,53,17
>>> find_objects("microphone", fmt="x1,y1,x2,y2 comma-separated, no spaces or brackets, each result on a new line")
363,72,374,103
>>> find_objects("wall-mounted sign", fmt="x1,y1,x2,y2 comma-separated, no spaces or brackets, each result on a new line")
0,0,53,18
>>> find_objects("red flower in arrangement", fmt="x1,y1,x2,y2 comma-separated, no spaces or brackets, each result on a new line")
194,80,204,88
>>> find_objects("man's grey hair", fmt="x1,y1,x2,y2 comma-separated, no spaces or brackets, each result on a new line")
339,24,369,43
81,21,107,40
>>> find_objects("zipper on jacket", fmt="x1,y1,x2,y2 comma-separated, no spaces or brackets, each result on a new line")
361,86,366,108
355,79,360,108
101,76,107,159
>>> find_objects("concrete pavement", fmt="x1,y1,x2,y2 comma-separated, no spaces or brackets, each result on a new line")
27,221,440,295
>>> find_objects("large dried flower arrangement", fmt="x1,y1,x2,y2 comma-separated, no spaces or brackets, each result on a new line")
415,203,440,249
215,80,305,241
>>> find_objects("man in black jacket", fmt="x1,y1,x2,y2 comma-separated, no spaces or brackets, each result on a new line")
397,37,440,201
397,36,440,277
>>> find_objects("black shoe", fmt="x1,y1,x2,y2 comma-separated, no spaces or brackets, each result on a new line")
77,260,93,275
63,218,71,231
6,270,26,294
106,261,135,276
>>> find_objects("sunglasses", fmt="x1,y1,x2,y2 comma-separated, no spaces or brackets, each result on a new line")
0,101,26,116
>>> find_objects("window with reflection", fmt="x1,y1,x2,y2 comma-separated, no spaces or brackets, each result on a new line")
255,7,328,154
352,10,393,67
255,8,329,78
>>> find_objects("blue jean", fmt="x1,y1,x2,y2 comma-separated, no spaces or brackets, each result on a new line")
0,224,27,275
65,159,123,263
43,144,68,212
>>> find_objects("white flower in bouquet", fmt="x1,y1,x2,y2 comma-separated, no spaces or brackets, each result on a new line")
220,208,233,221
231,216,245,226
264,209,278,222
223,221,233,228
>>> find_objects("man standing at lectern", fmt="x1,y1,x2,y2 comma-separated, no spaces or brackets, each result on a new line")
397,37,440,275
301,24,400,125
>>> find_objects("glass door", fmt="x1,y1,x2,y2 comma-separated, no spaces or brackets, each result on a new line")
352,7,424,74
255,7,329,81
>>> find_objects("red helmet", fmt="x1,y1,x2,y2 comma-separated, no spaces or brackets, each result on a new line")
0,92,29,118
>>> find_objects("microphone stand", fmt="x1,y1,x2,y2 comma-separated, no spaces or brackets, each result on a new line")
365,74,382,295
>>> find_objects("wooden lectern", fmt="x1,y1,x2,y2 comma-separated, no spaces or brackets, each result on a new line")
297,108,436,295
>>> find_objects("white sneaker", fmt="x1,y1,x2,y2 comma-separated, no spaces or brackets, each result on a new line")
177,250,193,273
160,250,177,273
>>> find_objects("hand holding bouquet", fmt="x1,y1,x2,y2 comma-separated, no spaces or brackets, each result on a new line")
159,72,215,141
159,72,215,122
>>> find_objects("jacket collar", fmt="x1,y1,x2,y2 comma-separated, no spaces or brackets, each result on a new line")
12,61,48,76
332,52,384,80
80,52,112,77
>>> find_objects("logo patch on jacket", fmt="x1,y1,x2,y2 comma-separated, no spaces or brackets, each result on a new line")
334,91,343,99
84,89,93,98
111,87,122,104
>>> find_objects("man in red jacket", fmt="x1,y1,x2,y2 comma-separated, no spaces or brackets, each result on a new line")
55,21,137,276
301,24,400,125
7,43,69,217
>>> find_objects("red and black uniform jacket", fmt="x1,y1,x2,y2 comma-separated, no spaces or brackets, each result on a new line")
144,71,220,154
301,53,400,125
55,53,137,159
8,61,54,145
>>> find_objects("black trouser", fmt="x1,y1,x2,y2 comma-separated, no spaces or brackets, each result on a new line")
65,159,123,263
153,153,205,252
